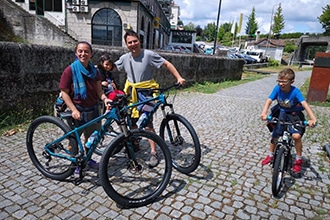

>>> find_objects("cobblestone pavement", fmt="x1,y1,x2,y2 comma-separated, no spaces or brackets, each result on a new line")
1,70,330,219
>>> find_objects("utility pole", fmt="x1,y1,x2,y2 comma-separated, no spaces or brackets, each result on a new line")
213,0,222,55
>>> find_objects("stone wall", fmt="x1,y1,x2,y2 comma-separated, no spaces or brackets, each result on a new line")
0,42,244,118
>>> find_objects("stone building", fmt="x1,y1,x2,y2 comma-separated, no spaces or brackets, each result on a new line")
11,0,177,49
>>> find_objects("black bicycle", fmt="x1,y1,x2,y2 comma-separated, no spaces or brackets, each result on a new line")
267,108,309,197
26,96,172,208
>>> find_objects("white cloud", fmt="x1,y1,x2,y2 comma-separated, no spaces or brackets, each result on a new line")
173,0,327,34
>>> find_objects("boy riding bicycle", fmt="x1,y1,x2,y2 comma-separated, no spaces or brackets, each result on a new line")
260,68,317,173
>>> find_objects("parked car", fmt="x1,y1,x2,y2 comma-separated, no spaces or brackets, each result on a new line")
175,45,192,53
159,45,191,53
158,45,181,53
235,53,257,64
204,47,213,55
246,50,266,63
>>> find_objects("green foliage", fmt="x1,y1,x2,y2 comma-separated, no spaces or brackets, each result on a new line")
182,72,266,94
221,32,234,46
284,41,297,53
202,22,216,42
217,22,231,42
245,7,258,36
279,32,305,38
305,45,327,60
184,22,195,31
268,58,280,67
272,4,285,35
317,5,330,35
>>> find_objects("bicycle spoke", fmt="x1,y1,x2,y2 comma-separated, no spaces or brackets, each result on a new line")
26,116,77,180
100,130,172,208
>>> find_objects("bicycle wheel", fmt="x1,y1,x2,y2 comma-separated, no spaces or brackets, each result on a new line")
159,113,201,174
26,116,78,181
272,146,286,197
99,129,172,208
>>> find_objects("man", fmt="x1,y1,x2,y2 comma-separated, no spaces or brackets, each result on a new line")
114,30,186,167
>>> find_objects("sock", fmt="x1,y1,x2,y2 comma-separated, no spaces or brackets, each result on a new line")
296,156,302,160
269,152,274,157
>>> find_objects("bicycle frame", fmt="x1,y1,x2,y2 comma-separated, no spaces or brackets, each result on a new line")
44,105,124,164
268,109,308,172
123,84,179,129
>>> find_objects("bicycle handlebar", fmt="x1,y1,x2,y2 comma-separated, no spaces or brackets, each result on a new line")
267,116,309,127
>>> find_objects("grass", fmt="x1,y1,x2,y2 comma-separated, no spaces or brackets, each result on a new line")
182,71,268,94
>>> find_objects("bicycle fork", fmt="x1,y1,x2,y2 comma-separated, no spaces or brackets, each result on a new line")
120,122,143,172
161,106,183,146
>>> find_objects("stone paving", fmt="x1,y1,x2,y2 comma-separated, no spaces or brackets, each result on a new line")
1,70,330,219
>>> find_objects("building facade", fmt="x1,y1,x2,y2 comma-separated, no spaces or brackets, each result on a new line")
11,0,177,49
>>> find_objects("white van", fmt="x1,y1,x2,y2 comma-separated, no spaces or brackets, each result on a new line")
245,50,265,63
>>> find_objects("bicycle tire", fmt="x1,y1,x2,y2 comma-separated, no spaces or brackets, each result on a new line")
26,115,78,181
159,113,201,174
99,129,172,208
272,146,286,197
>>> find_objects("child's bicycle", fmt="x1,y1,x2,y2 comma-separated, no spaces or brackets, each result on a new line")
267,108,310,197
26,96,172,208
121,83,201,174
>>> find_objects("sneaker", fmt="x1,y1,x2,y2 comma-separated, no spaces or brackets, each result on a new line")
148,153,159,168
88,159,99,170
293,159,303,173
261,155,273,165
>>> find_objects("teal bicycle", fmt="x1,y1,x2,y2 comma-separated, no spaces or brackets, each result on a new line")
26,96,172,208
119,83,201,174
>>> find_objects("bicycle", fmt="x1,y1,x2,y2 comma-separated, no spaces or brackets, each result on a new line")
267,108,309,197
26,96,172,208
123,83,201,174
56,83,201,174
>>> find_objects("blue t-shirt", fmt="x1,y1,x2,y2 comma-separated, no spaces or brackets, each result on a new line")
269,85,305,110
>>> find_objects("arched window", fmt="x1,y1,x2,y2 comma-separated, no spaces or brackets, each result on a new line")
92,8,122,46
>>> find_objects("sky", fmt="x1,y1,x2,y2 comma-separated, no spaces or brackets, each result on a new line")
173,0,327,34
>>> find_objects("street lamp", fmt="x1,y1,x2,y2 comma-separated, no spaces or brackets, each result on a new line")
213,0,222,55
265,3,280,58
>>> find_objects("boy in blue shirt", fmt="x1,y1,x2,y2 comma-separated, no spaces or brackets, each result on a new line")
260,68,317,173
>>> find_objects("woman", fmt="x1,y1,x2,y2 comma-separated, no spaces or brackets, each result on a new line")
59,41,110,170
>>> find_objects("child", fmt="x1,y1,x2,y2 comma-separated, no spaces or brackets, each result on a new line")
260,68,317,173
97,54,124,102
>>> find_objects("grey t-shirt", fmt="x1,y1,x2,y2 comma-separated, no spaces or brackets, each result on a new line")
115,49,165,82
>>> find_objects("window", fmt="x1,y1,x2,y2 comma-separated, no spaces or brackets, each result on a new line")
92,8,122,46
29,0,35,11
45,0,62,12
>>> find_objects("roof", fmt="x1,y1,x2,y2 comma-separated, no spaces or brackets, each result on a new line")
247,38,286,48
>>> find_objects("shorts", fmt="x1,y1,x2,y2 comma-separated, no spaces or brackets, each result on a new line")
271,111,306,138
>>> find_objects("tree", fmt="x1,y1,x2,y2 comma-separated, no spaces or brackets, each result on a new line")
272,4,285,36
184,22,195,31
317,5,330,35
245,7,258,36
217,22,232,42
195,25,203,37
202,22,216,42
